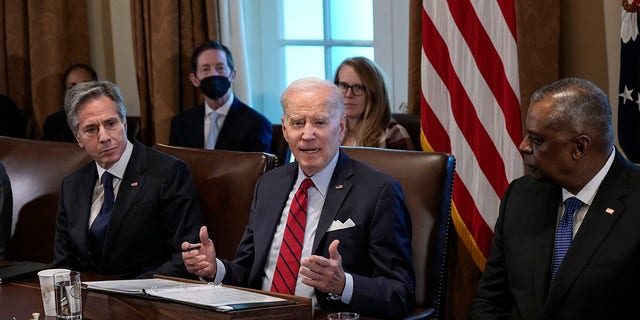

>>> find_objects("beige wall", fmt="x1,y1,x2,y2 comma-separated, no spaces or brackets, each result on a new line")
561,0,621,146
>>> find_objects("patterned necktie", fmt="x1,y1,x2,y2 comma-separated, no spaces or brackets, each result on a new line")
551,197,583,282
206,112,220,149
90,172,115,254
271,178,314,295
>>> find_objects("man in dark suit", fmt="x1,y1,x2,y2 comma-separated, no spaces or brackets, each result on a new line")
469,78,640,319
42,63,99,142
170,41,272,152
53,81,204,279
181,77,415,318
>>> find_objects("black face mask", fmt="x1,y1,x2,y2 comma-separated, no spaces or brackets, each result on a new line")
199,75,231,100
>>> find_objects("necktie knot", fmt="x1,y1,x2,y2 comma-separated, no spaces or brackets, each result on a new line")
102,172,114,188
299,178,314,192
563,197,583,217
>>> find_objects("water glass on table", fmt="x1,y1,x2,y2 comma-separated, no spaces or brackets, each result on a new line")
53,271,82,319
327,312,360,320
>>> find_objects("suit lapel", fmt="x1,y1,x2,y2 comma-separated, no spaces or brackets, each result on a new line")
543,152,630,315
253,164,297,269
312,151,353,253
532,185,561,310
78,164,97,253
216,97,239,149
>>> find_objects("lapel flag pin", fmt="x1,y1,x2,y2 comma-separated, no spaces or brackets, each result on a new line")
605,208,614,215
335,184,343,190
131,182,139,187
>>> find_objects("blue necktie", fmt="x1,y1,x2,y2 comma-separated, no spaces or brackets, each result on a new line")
551,197,582,282
90,172,114,254
206,112,220,149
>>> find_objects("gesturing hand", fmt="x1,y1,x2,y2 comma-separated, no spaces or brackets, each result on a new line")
300,239,345,295
181,226,217,279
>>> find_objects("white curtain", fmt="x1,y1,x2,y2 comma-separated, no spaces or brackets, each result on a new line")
218,0,252,107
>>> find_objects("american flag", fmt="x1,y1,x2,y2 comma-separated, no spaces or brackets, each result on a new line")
618,0,640,163
420,0,523,269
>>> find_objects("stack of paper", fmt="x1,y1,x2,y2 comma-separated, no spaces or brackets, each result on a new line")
84,278,294,312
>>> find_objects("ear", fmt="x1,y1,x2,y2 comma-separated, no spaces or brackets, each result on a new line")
189,73,200,88
228,70,236,83
573,134,591,159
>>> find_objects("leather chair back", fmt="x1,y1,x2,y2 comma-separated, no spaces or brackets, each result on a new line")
0,136,92,262
153,144,277,260
393,113,422,151
342,147,455,319
270,124,291,165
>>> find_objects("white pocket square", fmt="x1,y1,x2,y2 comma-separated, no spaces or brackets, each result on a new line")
327,218,356,232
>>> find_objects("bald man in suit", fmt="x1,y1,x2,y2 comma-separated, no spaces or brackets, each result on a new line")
469,78,640,319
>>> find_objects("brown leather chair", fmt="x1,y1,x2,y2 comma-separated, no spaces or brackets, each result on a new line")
152,144,277,260
270,124,291,165
393,112,422,151
0,136,92,263
342,146,455,320
126,116,141,142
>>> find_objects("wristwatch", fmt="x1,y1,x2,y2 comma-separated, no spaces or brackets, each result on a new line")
327,292,342,300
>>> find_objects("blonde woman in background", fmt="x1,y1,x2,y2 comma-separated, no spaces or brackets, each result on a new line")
333,56,415,150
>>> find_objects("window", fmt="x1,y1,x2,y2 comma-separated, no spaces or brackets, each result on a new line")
242,0,408,123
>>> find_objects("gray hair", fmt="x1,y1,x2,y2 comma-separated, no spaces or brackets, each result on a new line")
280,77,343,117
529,77,613,149
64,80,127,133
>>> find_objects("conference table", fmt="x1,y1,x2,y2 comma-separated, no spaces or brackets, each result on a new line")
0,261,381,320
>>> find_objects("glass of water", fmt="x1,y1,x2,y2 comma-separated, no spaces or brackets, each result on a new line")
53,271,82,319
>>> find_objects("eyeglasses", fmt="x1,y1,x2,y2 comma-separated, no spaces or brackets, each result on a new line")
336,82,366,96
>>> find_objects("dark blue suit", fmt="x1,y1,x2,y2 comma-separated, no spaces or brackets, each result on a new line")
53,141,204,279
169,97,272,152
470,150,640,319
222,150,415,318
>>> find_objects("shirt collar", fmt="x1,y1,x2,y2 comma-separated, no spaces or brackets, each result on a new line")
96,140,134,181
205,92,234,117
296,151,340,198
562,148,615,205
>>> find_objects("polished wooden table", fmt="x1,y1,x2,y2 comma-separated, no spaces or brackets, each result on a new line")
0,267,313,320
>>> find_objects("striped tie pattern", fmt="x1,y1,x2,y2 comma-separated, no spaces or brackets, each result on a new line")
271,178,313,295
551,197,583,282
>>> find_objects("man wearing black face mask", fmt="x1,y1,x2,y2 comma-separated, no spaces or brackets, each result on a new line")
170,41,272,152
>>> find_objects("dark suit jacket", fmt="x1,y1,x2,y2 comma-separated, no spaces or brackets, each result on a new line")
169,97,272,152
53,141,204,279
42,110,76,142
0,160,11,259
469,150,640,319
222,150,415,319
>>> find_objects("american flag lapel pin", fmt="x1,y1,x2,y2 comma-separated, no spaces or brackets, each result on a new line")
335,184,343,190
605,208,614,215
131,181,139,187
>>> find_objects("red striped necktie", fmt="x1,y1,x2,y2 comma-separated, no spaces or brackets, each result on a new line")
271,178,314,295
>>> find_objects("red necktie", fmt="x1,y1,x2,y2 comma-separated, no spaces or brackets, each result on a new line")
271,178,314,295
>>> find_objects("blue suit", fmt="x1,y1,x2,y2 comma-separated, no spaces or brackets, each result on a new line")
169,97,272,152
53,141,204,279
222,150,415,318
